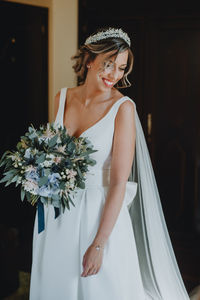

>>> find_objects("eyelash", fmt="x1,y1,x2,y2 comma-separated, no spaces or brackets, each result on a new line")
104,62,126,71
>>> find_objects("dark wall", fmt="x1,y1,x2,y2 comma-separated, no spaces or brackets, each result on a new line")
0,1,48,297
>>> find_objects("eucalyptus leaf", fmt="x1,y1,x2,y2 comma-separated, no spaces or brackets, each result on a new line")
36,153,46,164
29,132,37,139
21,189,25,201
76,166,84,179
77,180,85,189
88,158,97,166
68,194,75,207
4,169,18,176
25,192,31,203
49,134,58,148
38,176,48,187
64,196,70,210
0,173,13,183
59,181,65,190
67,141,76,152
5,179,14,187
0,159,7,168
0,151,10,165
10,175,19,183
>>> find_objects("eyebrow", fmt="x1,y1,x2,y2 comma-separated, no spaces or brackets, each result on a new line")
105,59,127,67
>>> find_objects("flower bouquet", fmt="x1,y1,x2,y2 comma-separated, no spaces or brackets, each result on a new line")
0,123,97,232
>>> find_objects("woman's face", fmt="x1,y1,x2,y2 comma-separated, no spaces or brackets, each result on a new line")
87,50,128,91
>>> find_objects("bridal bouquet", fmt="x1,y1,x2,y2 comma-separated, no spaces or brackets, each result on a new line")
0,123,97,231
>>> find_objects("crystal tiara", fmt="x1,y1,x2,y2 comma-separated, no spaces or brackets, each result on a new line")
84,28,131,47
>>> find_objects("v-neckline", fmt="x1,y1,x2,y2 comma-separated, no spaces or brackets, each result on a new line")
62,87,127,139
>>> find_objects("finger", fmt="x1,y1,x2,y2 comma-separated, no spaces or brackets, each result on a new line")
84,266,96,277
82,256,86,268
88,267,98,276
81,266,91,277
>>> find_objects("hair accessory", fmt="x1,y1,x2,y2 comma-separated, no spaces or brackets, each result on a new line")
84,28,131,47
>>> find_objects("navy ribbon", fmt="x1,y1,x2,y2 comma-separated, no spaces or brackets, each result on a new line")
54,207,60,219
37,199,60,234
37,199,45,234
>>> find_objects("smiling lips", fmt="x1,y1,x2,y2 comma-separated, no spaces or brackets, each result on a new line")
102,78,115,88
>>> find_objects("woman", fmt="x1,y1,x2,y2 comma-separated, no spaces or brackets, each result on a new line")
30,27,192,299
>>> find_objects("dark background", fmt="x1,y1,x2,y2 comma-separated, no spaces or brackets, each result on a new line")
0,1,48,298
1,0,200,298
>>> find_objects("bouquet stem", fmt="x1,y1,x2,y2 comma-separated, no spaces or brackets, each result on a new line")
31,194,39,205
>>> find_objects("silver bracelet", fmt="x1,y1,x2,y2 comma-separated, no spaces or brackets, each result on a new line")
92,244,104,251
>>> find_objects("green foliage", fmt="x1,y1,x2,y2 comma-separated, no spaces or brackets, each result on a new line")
0,122,98,213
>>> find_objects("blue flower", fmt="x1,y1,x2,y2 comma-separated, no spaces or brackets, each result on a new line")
25,170,39,182
24,148,32,159
48,173,61,193
38,184,52,197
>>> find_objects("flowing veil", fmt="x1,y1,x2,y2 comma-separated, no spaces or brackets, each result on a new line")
127,100,191,299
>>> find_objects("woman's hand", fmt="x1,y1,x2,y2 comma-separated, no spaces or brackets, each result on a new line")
81,244,104,277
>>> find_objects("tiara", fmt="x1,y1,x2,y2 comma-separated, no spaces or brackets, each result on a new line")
84,28,131,47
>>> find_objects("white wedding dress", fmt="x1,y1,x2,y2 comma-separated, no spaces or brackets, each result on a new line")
30,87,193,300
29,87,149,299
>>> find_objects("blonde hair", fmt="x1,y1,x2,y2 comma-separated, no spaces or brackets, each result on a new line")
71,29,134,89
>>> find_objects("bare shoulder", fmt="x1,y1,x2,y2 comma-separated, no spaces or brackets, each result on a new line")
115,99,135,123
114,94,135,132
54,86,79,103
67,86,81,99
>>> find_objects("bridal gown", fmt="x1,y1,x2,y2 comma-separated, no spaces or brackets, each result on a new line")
29,87,152,300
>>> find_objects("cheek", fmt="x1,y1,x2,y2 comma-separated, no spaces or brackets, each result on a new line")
97,69,107,79
118,72,124,80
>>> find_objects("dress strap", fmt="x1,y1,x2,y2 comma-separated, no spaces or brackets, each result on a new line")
112,97,136,122
54,87,68,126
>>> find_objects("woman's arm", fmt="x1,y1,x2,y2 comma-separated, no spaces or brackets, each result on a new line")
92,100,136,247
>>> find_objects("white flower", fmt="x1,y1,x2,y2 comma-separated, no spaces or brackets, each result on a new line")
24,148,32,159
17,177,22,184
9,153,21,162
32,148,39,155
56,145,66,153
53,156,62,164
23,179,38,195
25,165,37,173
46,154,55,160
67,169,77,179
42,160,53,168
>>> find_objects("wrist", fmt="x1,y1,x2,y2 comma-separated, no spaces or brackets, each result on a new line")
91,243,104,251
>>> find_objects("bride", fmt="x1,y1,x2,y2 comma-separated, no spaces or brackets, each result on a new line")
30,27,197,299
